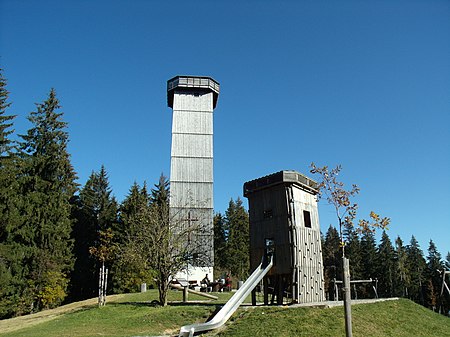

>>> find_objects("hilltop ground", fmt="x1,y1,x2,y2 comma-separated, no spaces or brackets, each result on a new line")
0,290,449,337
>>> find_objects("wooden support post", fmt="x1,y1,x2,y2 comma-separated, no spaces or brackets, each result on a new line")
277,276,284,305
183,286,188,303
263,277,269,305
343,258,353,337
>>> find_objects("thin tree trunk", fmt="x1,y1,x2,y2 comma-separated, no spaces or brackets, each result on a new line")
159,279,168,306
104,268,108,306
343,257,353,337
98,265,102,307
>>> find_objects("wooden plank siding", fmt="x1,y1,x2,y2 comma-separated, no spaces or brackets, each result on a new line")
168,77,219,276
244,171,325,303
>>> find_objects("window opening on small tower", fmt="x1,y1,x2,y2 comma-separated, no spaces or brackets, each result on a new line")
303,210,311,228
264,209,273,219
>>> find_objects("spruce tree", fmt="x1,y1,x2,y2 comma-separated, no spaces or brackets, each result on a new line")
406,236,427,305
377,231,396,297
0,67,15,157
113,181,153,293
322,225,341,299
71,166,118,300
70,173,97,300
151,173,169,207
395,236,410,297
343,222,362,280
0,67,17,242
359,230,377,297
17,89,77,311
425,240,444,310
120,181,150,238
213,212,227,273
0,67,23,318
0,66,15,241
225,198,250,280
360,231,377,279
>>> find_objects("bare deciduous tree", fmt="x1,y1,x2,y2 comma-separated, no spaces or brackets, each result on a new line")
124,200,212,306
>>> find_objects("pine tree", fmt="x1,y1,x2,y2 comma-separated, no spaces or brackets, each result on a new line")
113,181,154,293
425,240,444,310
120,182,150,237
0,67,24,318
446,252,450,270
0,66,15,241
406,236,427,305
151,173,169,207
0,67,17,242
322,225,341,299
16,89,77,311
359,230,377,297
71,166,118,300
213,212,227,273
95,166,119,234
225,198,250,280
395,236,410,297
0,67,15,157
343,222,362,280
377,231,396,297
360,231,377,279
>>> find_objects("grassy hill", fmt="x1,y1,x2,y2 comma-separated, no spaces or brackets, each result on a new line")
0,290,449,337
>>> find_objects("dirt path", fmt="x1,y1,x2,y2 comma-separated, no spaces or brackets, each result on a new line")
0,294,126,334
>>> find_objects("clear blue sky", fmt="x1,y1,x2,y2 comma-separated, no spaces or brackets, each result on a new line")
1,1,449,256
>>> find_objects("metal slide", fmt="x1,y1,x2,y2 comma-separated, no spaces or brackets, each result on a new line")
178,256,273,337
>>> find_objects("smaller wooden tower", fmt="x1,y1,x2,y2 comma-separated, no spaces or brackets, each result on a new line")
244,170,325,304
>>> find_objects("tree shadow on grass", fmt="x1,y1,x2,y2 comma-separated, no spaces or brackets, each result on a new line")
113,300,222,308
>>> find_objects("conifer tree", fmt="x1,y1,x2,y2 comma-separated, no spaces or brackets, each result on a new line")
322,225,341,299
151,173,169,207
213,212,227,273
0,67,15,157
406,236,427,305
343,222,362,280
377,231,396,297
360,231,377,280
71,167,118,300
16,89,77,311
113,181,154,293
120,182,150,237
0,66,15,241
224,198,250,280
0,67,23,318
395,236,410,297
425,240,444,310
359,230,377,297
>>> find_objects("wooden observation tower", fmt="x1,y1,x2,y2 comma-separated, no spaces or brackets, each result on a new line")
244,170,325,304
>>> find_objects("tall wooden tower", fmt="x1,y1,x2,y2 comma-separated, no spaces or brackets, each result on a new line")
167,75,219,282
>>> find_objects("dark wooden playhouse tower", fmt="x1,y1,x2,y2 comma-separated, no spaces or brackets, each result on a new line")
244,170,325,304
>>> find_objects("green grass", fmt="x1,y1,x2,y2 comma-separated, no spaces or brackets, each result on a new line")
1,291,449,337
1,304,209,337
211,299,450,337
